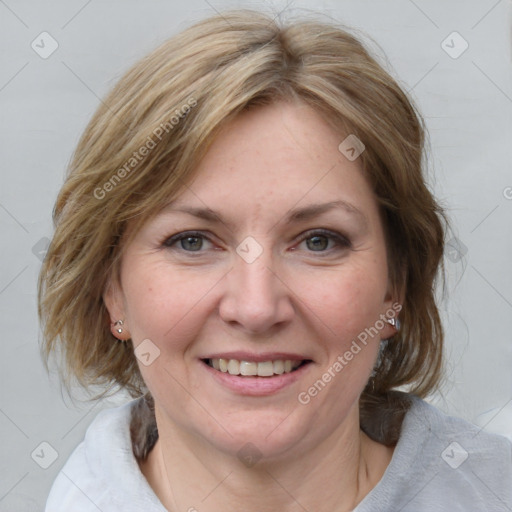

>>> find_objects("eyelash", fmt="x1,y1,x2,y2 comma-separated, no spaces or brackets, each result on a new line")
162,229,351,255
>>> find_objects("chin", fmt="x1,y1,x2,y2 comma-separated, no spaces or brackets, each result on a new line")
189,406,323,464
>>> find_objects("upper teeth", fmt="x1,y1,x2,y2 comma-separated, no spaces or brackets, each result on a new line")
209,358,302,377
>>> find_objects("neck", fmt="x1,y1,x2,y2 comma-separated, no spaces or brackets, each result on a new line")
139,405,394,512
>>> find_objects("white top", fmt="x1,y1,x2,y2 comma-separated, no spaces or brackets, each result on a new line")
45,395,512,511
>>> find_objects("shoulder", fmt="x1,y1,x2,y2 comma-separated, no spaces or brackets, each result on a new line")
358,395,512,511
407,396,512,470
45,398,165,512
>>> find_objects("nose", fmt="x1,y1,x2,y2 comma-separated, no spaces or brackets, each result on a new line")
218,248,295,335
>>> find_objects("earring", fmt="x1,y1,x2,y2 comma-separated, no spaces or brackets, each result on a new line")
114,320,124,334
387,317,401,331
110,320,128,344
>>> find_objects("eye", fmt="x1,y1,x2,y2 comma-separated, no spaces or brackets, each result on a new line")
296,229,351,253
163,231,214,252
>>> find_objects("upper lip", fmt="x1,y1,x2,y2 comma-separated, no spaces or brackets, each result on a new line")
201,351,312,363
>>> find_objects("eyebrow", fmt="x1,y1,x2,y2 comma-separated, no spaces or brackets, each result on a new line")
285,200,367,226
165,200,368,230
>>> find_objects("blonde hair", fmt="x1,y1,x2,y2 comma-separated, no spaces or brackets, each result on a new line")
39,9,446,447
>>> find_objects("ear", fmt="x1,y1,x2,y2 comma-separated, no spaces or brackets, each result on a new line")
103,276,131,341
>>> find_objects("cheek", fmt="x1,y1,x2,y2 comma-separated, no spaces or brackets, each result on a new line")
120,260,212,396
294,260,388,344
120,259,204,344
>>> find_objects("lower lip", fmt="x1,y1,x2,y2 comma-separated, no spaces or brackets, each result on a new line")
200,360,312,396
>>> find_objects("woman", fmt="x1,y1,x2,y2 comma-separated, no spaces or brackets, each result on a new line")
39,9,512,511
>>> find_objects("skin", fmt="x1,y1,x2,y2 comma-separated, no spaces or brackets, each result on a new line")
104,100,400,512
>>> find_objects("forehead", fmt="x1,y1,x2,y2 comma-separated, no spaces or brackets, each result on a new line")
164,101,380,224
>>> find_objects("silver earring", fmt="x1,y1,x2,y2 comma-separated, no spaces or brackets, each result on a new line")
387,317,401,331
114,320,124,334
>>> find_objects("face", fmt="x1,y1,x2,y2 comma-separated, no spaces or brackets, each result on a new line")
105,100,398,460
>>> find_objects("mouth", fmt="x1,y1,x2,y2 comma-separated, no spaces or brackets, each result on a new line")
202,358,312,377
200,355,314,396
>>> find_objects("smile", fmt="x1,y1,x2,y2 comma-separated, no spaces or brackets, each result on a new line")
204,358,307,377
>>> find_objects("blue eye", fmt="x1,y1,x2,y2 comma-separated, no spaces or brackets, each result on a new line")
162,229,351,255
163,231,213,252
179,236,203,251
298,229,351,252
305,235,329,251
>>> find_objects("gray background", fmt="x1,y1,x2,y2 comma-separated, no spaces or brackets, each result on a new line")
1,0,511,509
